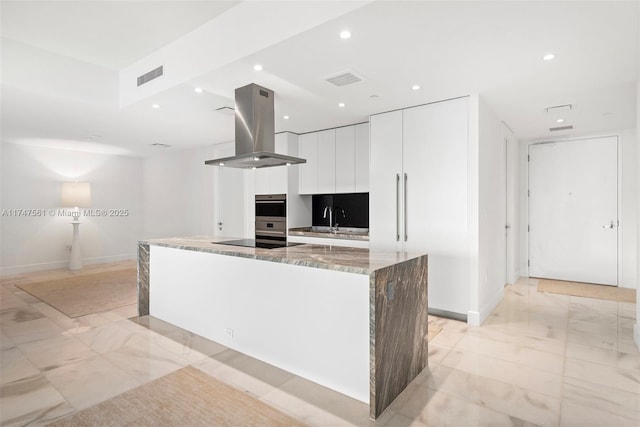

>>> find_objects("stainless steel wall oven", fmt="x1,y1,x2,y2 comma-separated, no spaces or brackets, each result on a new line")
255,194,287,248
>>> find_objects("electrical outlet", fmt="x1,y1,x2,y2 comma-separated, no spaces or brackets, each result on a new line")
224,328,233,339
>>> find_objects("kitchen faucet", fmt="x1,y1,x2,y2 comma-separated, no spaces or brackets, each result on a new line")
323,206,333,232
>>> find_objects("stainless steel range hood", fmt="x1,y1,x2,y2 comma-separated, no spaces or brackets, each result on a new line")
205,83,306,169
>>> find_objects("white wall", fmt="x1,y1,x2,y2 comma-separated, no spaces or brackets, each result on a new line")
635,26,640,349
518,129,637,289
142,145,217,239
468,95,507,326
0,142,143,275
620,129,638,288
504,124,519,285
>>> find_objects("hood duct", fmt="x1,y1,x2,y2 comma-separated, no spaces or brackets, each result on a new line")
205,83,306,169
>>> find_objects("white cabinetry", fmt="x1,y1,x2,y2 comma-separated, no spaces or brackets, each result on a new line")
354,123,369,192
317,129,336,193
298,133,318,194
298,123,369,195
254,133,289,195
369,97,469,316
335,126,355,193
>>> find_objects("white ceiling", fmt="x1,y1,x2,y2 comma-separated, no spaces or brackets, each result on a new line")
1,1,638,157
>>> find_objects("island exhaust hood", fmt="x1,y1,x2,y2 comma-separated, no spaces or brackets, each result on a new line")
205,83,306,169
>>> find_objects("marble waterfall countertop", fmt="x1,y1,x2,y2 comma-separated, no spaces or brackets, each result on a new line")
289,226,370,241
140,236,421,275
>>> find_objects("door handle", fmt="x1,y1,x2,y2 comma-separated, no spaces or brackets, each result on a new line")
404,173,408,242
602,221,615,229
396,174,400,242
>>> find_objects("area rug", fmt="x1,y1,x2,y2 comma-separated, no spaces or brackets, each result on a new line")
537,278,636,303
49,365,306,427
17,268,137,318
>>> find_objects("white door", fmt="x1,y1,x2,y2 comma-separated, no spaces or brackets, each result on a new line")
369,110,403,251
214,144,247,238
528,136,618,285
403,98,469,314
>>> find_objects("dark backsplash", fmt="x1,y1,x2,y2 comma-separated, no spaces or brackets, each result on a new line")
312,193,369,228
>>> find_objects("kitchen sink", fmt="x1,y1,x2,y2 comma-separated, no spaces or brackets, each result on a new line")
306,226,369,236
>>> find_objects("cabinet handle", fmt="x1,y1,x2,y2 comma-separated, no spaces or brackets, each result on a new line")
396,174,400,242
404,173,408,242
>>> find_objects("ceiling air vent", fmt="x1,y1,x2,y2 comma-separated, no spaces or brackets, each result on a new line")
137,66,164,87
550,125,573,132
545,104,572,113
324,70,364,87
151,143,171,148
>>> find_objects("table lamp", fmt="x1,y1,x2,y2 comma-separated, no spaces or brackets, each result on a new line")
61,182,91,270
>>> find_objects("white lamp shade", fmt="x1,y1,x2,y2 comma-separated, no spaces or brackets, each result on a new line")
61,182,91,208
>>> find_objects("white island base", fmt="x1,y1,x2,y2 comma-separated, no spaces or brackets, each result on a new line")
150,245,370,403
138,237,428,419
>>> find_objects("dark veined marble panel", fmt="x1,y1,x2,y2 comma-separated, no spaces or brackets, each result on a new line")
370,255,428,419
137,243,150,316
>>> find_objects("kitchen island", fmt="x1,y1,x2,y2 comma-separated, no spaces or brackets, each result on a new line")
137,236,428,419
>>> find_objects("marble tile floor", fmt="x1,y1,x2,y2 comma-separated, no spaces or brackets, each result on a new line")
1,265,639,426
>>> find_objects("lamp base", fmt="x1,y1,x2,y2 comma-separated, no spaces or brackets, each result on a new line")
69,221,82,270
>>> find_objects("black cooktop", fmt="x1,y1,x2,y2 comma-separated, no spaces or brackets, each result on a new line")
214,239,304,249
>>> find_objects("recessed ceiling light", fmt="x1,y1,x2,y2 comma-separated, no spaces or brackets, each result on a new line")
152,104,160,109
253,64,263,71
286,163,291,166
543,53,555,61
338,102,346,108
412,85,420,90
283,115,290,120
219,162,225,166
556,118,565,123
253,156,260,161
252,167,257,170
339,30,351,39
194,87,203,93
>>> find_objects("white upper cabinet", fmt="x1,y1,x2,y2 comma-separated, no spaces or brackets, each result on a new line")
271,134,289,194
253,133,290,195
298,132,318,194
297,123,369,195
354,123,369,192
335,126,355,193
317,129,336,194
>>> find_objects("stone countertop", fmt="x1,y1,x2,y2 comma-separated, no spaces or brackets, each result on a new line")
140,236,423,275
289,226,369,241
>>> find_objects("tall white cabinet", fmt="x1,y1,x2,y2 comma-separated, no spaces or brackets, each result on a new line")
370,97,469,317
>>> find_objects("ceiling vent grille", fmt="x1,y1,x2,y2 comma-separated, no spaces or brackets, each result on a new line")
550,125,573,132
137,66,163,87
151,143,171,148
324,71,364,87
545,104,573,113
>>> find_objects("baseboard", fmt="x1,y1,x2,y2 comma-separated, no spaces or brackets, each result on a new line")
635,324,640,351
467,286,505,327
1,253,136,277
508,270,520,286
428,307,467,322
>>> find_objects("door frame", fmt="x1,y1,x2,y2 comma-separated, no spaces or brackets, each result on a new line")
525,134,621,284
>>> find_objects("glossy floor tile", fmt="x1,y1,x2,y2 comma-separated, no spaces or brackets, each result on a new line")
1,265,639,426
